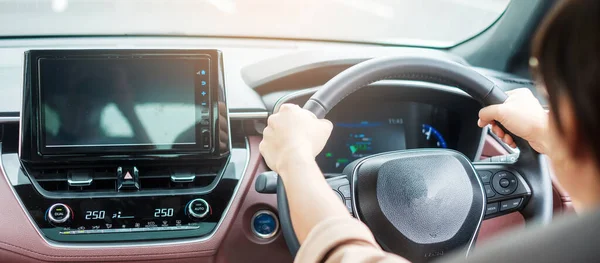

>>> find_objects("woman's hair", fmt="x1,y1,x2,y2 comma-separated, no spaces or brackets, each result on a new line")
531,0,600,161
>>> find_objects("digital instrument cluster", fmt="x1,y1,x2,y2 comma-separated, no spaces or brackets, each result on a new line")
316,102,458,173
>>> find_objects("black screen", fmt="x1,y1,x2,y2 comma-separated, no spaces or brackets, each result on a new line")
38,57,209,152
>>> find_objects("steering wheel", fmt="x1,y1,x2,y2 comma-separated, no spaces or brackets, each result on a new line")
276,56,553,262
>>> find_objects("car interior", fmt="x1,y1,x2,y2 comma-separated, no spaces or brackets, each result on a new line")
0,0,573,262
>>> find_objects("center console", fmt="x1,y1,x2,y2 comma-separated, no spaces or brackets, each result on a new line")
10,49,239,243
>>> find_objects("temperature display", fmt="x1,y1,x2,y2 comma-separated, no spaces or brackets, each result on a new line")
154,208,175,218
84,210,106,220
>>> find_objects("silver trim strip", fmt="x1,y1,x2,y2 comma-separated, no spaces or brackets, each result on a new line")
170,175,196,183
0,112,269,124
0,137,250,248
67,178,93,187
0,116,19,123
250,210,279,239
229,111,268,119
350,149,485,258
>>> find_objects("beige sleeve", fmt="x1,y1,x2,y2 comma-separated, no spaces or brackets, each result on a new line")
294,217,410,263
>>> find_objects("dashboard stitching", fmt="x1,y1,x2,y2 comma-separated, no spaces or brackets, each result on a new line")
0,242,216,259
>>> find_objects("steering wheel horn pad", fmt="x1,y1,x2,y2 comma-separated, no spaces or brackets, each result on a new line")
346,150,485,261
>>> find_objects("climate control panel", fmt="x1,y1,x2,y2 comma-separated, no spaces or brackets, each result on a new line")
16,179,238,243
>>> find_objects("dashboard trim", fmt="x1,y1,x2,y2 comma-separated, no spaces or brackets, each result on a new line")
229,111,269,119
0,138,250,248
0,116,19,123
0,112,268,124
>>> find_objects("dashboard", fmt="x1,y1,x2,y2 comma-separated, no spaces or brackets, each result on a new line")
0,36,541,263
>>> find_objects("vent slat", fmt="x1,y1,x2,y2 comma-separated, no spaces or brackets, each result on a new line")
30,166,216,193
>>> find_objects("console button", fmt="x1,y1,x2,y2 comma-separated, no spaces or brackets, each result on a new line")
478,171,492,184
492,171,518,195
117,166,140,191
485,202,499,215
484,185,496,198
47,203,72,225
500,198,523,211
201,130,210,149
338,184,350,199
251,210,279,239
187,198,210,219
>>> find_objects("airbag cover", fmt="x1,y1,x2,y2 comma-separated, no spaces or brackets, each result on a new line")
377,155,472,244
347,149,485,262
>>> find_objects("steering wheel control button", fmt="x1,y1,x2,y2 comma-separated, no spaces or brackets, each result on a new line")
484,185,496,198
485,203,499,215
187,198,210,219
478,171,492,184
338,184,350,199
492,171,518,195
47,203,72,225
500,198,523,212
251,210,279,239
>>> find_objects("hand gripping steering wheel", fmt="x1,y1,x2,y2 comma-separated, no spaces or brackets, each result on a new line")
276,56,553,262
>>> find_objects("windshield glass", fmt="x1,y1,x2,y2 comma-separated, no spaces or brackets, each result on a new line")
1,0,509,47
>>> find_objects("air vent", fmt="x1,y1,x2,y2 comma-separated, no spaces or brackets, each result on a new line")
30,166,217,193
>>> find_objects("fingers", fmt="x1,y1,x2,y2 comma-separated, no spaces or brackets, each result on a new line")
502,133,514,146
506,88,532,96
490,123,505,139
262,126,273,138
479,104,506,124
278,103,300,113
489,123,516,147
267,114,278,129
320,119,334,134
477,119,491,128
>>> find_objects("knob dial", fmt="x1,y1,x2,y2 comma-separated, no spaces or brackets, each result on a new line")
47,203,72,225
187,198,210,219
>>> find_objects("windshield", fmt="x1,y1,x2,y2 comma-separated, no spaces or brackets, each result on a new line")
1,0,509,47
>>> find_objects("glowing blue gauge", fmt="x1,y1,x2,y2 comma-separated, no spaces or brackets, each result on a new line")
421,124,447,148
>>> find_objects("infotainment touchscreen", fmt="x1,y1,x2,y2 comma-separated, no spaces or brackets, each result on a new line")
21,50,228,162
40,57,204,150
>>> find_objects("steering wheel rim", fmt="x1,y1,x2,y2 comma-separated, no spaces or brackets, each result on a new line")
276,56,553,259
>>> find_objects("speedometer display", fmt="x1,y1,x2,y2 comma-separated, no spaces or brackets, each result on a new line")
421,124,447,148
316,101,457,173
321,120,407,170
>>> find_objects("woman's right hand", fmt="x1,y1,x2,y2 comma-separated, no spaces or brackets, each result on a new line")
478,88,549,154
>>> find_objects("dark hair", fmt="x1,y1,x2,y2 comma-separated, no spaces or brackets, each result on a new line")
531,0,600,161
